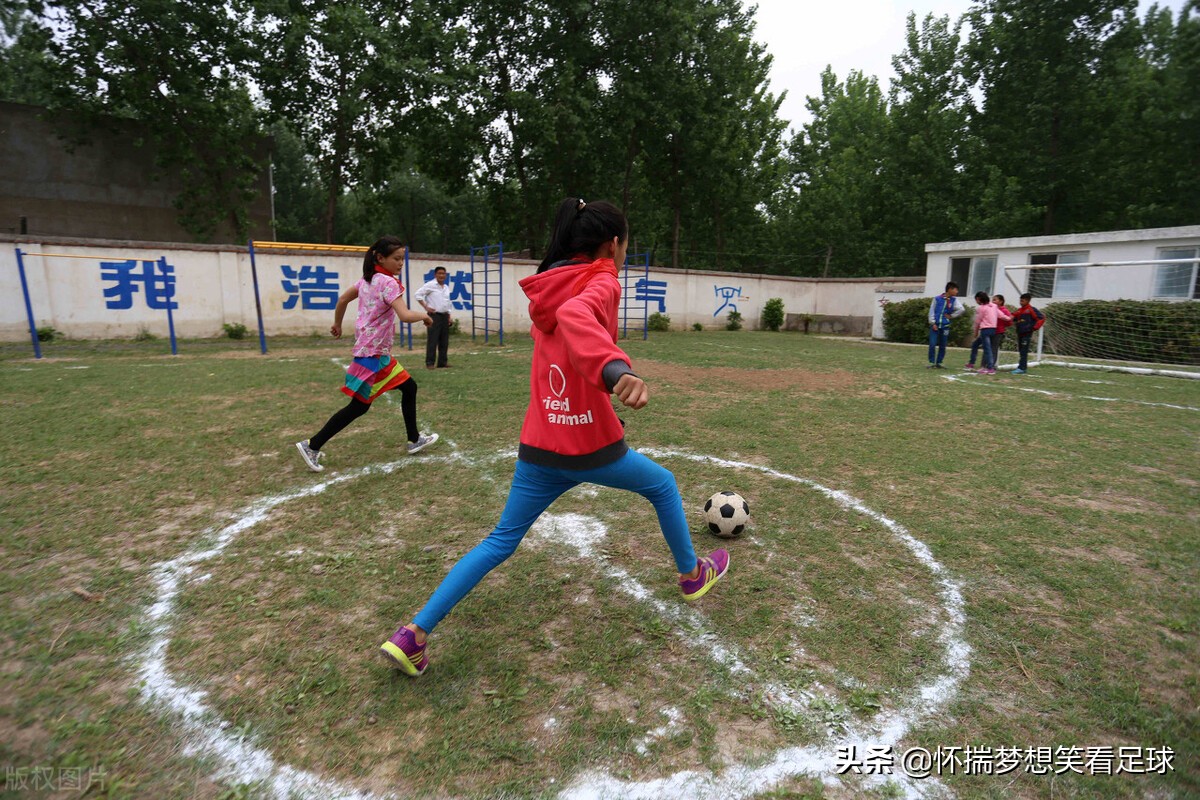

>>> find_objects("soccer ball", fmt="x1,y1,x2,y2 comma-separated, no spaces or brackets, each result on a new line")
703,491,750,538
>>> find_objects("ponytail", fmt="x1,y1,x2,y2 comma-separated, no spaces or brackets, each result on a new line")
362,235,405,281
538,197,628,273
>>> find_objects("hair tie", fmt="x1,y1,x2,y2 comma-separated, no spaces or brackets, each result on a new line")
576,198,587,213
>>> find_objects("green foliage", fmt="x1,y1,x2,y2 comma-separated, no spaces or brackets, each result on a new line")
762,298,785,331
133,326,156,342
36,325,59,342
1043,300,1200,366
692,322,703,331
648,312,672,332
726,310,743,331
36,0,266,241
882,297,973,346
4,0,1197,263
222,322,248,340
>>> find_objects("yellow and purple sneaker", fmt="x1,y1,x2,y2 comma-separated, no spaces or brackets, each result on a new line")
380,627,428,676
680,549,730,601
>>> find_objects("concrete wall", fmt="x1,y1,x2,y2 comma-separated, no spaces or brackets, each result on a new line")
0,234,920,343
922,225,1200,301
0,102,273,243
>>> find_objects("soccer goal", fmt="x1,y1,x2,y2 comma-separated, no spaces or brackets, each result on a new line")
999,254,1200,379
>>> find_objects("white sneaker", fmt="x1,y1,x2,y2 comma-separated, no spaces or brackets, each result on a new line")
295,440,324,472
406,433,439,455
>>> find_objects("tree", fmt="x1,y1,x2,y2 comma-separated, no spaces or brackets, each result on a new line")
781,68,893,277
963,0,1144,236
0,1,56,106
249,0,454,243
34,0,266,240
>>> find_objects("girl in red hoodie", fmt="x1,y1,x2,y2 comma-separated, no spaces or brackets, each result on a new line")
380,198,730,676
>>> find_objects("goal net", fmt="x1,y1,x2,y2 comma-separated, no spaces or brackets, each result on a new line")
997,255,1200,379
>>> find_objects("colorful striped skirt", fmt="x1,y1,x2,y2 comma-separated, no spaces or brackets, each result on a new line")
341,355,410,404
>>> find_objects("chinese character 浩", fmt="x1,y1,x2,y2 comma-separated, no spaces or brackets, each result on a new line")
281,265,340,310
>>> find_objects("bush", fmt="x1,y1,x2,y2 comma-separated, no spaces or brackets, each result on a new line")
648,312,671,332
1042,300,1200,365
449,318,462,335
36,326,59,342
761,298,785,332
223,322,249,340
726,310,743,331
882,297,974,346
692,322,703,332
134,326,157,342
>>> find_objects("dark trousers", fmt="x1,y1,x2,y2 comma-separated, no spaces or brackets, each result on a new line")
1018,334,1032,370
309,377,420,449
426,312,450,367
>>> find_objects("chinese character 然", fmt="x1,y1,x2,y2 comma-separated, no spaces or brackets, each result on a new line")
101,260,178,310
634,278,667,313
281,265,340,310
713,285,743,316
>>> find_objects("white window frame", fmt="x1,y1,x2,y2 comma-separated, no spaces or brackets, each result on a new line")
1028,251,1087,299
1152,246,1199,300
950,255,997,296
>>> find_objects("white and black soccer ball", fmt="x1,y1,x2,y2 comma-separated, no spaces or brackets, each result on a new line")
703,491,750,538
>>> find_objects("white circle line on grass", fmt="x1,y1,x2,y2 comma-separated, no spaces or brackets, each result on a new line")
135,449,967,800
943,373,1200,411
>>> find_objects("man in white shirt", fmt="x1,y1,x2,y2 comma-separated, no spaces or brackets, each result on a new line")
415,266,453,369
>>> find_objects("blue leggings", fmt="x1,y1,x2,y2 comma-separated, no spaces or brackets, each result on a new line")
412,450,697,633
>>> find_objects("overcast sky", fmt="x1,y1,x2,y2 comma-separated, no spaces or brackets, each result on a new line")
744,0,1191,132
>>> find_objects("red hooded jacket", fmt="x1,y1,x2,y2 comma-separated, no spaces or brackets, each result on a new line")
516,257,634,469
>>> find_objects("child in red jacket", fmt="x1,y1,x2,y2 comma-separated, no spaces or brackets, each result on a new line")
379,198,729,676
1010,292,1045,374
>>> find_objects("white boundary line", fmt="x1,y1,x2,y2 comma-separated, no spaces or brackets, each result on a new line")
943,373,1200,412
134,449,969,800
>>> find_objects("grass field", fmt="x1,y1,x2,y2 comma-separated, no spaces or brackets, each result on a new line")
1,331,1196,800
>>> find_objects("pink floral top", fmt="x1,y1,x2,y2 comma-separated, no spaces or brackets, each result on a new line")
352,273,403,357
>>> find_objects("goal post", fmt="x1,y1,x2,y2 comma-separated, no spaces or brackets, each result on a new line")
998,257,1200,379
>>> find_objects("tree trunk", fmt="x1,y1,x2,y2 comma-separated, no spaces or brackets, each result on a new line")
822,244,833,278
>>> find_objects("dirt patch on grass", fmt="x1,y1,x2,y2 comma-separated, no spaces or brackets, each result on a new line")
635,359,858,393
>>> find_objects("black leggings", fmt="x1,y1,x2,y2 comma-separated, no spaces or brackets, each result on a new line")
309,377,419,450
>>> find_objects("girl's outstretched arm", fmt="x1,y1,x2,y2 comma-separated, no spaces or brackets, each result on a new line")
331,284,360,338
390,297,433,327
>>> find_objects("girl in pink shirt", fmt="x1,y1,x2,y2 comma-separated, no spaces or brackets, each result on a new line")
295,236,437,472
968,291,1011,374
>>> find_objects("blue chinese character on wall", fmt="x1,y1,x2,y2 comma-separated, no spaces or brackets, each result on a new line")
101,259,177,310
635,278,668,313
281,265,340,310
713,285,746,316
422,268,474,311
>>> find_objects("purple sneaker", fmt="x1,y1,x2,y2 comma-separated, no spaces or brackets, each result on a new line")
680,549,730,601
380,626,428,676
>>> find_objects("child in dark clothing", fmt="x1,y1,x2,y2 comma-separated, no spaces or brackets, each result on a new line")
1010,292,1045,374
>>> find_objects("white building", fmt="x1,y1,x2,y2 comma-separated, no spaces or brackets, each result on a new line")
921,225,1200,303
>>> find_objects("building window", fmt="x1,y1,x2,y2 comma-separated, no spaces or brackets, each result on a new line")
950,255,997,296
1153,247,1199,299
1028,252,1086,298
